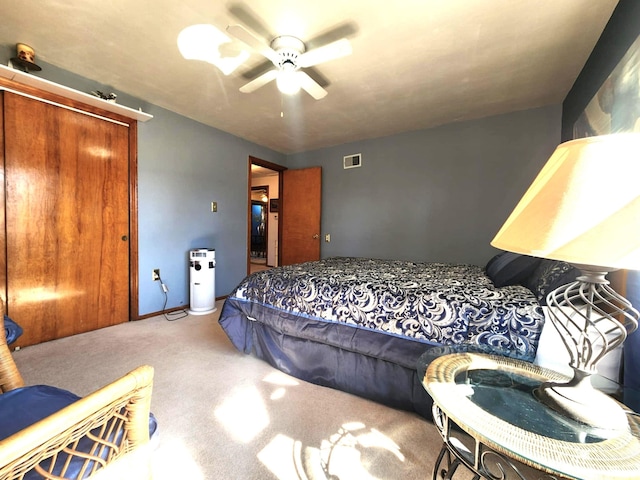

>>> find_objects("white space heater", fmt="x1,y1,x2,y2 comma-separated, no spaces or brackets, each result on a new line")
188,248,216,315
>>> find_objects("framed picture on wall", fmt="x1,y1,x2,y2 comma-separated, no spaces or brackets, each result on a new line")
573,33,640,138
270,198,279,213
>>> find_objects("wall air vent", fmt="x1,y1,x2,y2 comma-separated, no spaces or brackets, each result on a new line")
343,153,362,169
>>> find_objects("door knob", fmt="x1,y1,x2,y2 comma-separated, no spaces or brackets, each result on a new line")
121,235,128,241
312,234,319,239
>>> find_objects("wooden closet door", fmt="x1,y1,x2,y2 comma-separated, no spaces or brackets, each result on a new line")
3,92,130,346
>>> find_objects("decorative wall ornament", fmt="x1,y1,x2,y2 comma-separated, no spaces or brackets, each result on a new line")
574,33,640,137
10,43,42,72
91,90,117,103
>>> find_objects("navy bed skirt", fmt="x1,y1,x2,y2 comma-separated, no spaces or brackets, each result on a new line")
220,297,436,418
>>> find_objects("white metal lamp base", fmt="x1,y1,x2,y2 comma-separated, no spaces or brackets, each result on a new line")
536,369,629,431
537,266,639,431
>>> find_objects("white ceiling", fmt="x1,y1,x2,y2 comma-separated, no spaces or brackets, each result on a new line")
251,164,279,177
0,0,618,154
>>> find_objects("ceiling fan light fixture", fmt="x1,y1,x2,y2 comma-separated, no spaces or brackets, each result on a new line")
276,69,301,95
178,24,248,75
226,21,341,99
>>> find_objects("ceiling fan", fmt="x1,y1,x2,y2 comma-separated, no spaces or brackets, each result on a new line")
226,22,353,100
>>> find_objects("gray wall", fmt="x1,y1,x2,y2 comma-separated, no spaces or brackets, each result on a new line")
288,104,561,266
0,46,561,314
137,105,284,314
0,53,286,316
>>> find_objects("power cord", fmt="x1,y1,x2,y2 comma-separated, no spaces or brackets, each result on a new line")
157,274,188,321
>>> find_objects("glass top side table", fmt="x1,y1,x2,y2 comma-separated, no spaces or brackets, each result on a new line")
421,352,640,480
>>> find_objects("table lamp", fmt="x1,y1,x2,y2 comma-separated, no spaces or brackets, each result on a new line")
491,133,640,431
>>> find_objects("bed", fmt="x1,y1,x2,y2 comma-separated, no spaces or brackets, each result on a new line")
219,253,580,418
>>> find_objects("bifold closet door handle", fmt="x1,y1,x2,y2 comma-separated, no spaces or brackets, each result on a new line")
121,235,128,241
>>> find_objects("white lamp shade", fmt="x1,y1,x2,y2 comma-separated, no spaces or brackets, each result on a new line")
491,133,640,270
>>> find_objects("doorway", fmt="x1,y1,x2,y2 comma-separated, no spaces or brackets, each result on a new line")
250,186,268,264
249,156,286,275
248,158,322,274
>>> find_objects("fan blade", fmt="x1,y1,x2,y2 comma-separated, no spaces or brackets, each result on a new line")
241,59,274,80
228,3,273,41
304,67,330,88
226,24,279,65
239,69,278,93
298,38,352,68
305,22,358,50
298,72,328,100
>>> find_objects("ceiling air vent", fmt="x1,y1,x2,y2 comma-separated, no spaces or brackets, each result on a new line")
343,153,362,169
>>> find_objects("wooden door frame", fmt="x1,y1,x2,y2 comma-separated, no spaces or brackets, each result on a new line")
248,156,286,276
0,77,141,322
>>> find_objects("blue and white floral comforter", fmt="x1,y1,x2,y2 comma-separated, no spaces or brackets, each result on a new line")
228,257,545,359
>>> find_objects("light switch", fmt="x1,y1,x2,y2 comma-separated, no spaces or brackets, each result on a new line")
211,202,217,212
325,233,331,243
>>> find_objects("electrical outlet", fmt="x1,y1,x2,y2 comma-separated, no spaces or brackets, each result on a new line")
152,269,160,281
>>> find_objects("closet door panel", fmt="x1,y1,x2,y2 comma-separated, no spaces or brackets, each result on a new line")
4,92,130,346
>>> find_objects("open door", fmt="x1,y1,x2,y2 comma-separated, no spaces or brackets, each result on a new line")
280,167,322,265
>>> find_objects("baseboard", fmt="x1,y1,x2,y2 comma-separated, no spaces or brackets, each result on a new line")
135,296,227,320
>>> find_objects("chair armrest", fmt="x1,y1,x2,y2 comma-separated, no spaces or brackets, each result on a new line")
0,365,154,479
0,317,24,393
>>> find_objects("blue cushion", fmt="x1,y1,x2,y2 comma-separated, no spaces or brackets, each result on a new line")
0,385,80,439
4,315,23,345
0,385,158,479
523,259,580,306
485,251,541,288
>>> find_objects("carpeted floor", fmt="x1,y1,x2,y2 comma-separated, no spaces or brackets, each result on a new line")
11,300,452,479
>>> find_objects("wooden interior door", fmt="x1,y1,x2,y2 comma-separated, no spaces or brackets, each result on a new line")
280,167,322,265
3,92,130,346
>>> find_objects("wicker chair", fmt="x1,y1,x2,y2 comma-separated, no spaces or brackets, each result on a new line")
0,322,155,479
